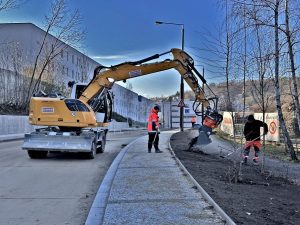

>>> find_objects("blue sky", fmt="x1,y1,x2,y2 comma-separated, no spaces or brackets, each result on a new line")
0,0,223,98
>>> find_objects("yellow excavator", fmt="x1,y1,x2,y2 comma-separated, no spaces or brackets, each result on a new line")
22,48,222,159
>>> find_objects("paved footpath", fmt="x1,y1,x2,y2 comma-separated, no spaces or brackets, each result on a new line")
86,131,233,225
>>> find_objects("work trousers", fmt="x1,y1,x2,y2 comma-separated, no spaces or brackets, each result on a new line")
244,140,261,160
148,132,159,150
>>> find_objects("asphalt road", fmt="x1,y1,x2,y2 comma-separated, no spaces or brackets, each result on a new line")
0,130,147,225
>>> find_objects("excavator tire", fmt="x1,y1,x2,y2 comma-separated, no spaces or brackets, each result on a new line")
27,150,48,159
97,135,106,153
85,140,97,159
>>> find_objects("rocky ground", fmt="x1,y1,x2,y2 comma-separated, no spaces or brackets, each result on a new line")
170,129,300,225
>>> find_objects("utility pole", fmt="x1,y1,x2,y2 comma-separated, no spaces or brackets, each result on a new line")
155,21,185,131
201,67,205,124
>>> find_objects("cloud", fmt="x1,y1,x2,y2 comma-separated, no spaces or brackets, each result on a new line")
92,55,127,60
91,48,163,61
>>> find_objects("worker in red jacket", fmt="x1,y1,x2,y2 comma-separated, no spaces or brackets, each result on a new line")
191,116,197,127
147,105,162,153
243,115,268,164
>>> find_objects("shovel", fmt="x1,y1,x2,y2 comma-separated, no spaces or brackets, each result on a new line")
220,134,265,158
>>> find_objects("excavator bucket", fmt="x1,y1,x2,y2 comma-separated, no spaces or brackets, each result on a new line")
188,125,212,151
195,129,212,146
22,133,94,152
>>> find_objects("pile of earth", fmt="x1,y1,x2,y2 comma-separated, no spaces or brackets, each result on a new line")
170,129,300,225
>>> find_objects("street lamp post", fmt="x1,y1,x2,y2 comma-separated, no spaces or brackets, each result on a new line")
201,67,205,124
155,21,185,131
195,65,205,124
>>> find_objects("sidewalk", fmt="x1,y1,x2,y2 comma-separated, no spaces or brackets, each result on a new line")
86,131,233,225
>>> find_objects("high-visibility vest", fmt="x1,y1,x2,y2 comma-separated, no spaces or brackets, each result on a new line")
147,108,159,133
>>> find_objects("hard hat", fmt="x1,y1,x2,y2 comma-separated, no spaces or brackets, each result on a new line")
154,105,160,111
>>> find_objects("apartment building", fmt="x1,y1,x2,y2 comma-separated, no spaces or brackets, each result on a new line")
0,23,152,123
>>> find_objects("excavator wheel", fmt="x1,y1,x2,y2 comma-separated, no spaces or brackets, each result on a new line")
97,135,106,153
85,140,97,159
27,150,48,159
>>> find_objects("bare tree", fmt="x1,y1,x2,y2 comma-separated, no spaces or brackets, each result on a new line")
248,18,273,115
284,0,300,132
273,0,298,161
0,40,29,112
0,0,23,11
235,0,298,161
25,0,84,105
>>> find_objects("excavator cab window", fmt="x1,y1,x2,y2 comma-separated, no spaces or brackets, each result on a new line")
65,99,90,112
74,85,86,99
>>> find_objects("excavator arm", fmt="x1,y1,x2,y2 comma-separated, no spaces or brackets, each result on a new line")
79,49,209,108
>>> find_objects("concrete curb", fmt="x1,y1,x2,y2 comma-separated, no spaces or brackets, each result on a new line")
85,136,143,225
168,136,237,225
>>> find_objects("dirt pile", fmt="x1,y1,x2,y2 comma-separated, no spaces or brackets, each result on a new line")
170,130,300,225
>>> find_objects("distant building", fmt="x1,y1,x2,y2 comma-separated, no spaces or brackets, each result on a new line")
0,23,153,123
158,100,202,129
111,85,153,124
0,23,97,84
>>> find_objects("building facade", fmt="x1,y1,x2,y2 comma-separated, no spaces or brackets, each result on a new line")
158,100,202,129
0,23,153,123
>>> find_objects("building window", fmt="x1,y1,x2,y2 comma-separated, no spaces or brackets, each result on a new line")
72,55,74,64
61,50,64,58
66,67,69,76
72,70,74,79
66,51,69,61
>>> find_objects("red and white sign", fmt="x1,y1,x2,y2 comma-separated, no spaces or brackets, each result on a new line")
269,121,277,135
177,100,185,107
252,113,280,142
220,112,280,142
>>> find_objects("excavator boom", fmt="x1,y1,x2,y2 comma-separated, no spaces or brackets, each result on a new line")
79,48,209,108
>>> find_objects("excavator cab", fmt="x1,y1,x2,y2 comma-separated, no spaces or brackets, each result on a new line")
70,82,113,124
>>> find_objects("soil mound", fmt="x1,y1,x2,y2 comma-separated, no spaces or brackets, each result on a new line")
170,130,300,225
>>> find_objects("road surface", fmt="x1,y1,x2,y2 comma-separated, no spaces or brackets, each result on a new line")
0,130,146,225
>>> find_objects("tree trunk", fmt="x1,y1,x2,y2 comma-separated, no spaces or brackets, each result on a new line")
284,0,300,133
274,0,298,161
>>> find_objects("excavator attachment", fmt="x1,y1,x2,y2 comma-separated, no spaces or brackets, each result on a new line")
189,106,223,149
21,127,106,159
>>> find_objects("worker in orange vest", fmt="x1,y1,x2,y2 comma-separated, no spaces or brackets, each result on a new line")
191,116,197,127
147,105,162,153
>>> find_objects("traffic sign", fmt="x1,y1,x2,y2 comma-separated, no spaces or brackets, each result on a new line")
269,121,277,135
177,100,185,107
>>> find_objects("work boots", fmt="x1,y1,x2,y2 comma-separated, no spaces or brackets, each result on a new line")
242,156,248,164
155,147,163,153
253,158,259,165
